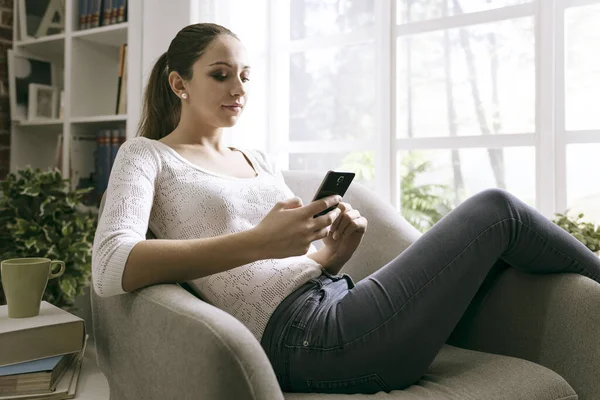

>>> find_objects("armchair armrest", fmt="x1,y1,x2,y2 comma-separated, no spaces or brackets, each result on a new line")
91,284,284,400
448,268,600,400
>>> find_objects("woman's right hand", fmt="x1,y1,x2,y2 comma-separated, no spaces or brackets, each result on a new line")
253,195,342,259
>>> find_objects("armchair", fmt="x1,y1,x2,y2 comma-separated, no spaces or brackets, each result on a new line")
91,170,600,399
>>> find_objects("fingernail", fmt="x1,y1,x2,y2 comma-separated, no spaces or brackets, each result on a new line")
336,196,342,202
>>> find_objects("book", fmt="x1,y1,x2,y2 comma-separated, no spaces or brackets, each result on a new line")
101,0,112,26
95,129,112,196
0,302,85,368
115,43,127,114
117,0,127,23
0,353,77,396
117,43,128,115
0,336,88,400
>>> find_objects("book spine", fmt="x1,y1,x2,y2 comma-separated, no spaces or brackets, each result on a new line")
110,129,120,170
79,0,87,30
102,0,112,26
117,0,126,23
95,129,111,196
115,44,125,114
85,0,93,29
117,44,128,114
92,0,102,28
110,0,119,25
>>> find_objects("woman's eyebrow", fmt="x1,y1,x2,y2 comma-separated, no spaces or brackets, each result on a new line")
209,61,251,69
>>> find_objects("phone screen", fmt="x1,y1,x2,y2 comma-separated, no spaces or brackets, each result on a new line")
312,171,355,218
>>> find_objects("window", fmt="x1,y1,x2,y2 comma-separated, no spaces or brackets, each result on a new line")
200,0,600,228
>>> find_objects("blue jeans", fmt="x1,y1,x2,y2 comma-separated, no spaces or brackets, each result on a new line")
260,189,600,394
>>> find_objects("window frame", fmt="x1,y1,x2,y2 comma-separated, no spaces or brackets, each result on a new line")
213,0,600,218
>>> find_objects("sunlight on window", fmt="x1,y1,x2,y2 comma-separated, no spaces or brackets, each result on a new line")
396,17,534,137
291,0,375,40
565,4,600,131
567,144,600,226
290,44,376,142
396,0,532,24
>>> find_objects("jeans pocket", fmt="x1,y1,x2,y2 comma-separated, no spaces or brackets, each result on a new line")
290,296,321,330
305,373,391,394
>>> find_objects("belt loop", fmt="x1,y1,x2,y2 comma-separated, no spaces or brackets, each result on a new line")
342,273,355,289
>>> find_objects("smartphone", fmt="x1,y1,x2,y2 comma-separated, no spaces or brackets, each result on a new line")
311,170,355,218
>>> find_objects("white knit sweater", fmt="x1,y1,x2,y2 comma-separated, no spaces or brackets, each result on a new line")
92,136,324,341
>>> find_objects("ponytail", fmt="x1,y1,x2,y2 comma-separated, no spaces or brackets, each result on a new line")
137,52,180,140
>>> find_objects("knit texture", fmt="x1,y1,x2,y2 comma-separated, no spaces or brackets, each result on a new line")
92,136,323,341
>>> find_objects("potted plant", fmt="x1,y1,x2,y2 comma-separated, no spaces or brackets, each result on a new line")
552,211,600,256
0,167,97,311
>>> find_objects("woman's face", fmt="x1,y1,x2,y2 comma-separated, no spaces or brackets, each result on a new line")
184,35,251,128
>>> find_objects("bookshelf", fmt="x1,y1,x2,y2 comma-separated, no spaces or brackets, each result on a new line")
9,0,142,194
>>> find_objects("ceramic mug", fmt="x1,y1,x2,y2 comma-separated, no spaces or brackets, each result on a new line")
1,258,65,318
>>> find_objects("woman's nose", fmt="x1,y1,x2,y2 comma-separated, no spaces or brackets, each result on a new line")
231,78,246,97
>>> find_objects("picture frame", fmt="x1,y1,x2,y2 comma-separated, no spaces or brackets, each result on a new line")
27,83,58,120
18,0,65,41
7,49,58,121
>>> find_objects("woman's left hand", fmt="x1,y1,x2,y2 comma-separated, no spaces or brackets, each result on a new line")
321,202,368,265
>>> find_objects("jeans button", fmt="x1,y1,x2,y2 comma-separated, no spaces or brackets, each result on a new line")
303,340,309,347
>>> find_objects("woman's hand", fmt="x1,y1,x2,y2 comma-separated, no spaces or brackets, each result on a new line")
319,202,368,269
253,195,343,259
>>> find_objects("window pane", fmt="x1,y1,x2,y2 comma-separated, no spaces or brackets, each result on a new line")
291,0,375,40
396,0,531,24
398,147,535,210
567,144,600,225
565,4,600,131
396,17,534,138
290,43,376,141
289,151,376,191
216,0,268,54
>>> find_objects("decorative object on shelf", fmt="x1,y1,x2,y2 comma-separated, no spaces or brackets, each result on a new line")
27,83,58,120
7,50,58,121
18,0,65,41
0,167,98,311
553,211,600,255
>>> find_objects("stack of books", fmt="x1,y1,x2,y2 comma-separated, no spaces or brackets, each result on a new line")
79,0,128,30
0,302,88,400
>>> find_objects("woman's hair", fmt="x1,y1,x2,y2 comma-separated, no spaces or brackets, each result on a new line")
137,23,239,140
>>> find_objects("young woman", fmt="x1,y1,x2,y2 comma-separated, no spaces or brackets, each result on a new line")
92,23,600,395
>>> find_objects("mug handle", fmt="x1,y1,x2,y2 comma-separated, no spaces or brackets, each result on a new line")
49,261,65,279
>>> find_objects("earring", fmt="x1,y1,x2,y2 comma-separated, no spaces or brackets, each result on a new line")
181,93,187,99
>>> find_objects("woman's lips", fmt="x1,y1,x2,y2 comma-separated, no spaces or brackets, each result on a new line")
222,105,242,113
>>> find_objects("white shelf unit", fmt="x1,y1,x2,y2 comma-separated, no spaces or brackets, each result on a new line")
9,0,142,191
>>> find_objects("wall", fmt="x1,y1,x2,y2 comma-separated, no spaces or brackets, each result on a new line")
141,0,197,96
0,0,12,180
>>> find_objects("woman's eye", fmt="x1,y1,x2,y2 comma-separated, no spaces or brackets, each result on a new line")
212,74,227,81
241,76,250,83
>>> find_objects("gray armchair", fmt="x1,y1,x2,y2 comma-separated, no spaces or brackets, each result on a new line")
91,170,600,400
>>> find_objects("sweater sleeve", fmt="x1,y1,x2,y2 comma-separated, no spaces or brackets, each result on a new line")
91,138,161,297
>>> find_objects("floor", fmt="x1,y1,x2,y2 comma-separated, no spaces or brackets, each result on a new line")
76,342,110,399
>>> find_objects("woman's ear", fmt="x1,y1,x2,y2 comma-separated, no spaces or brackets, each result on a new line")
168,71,187,99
